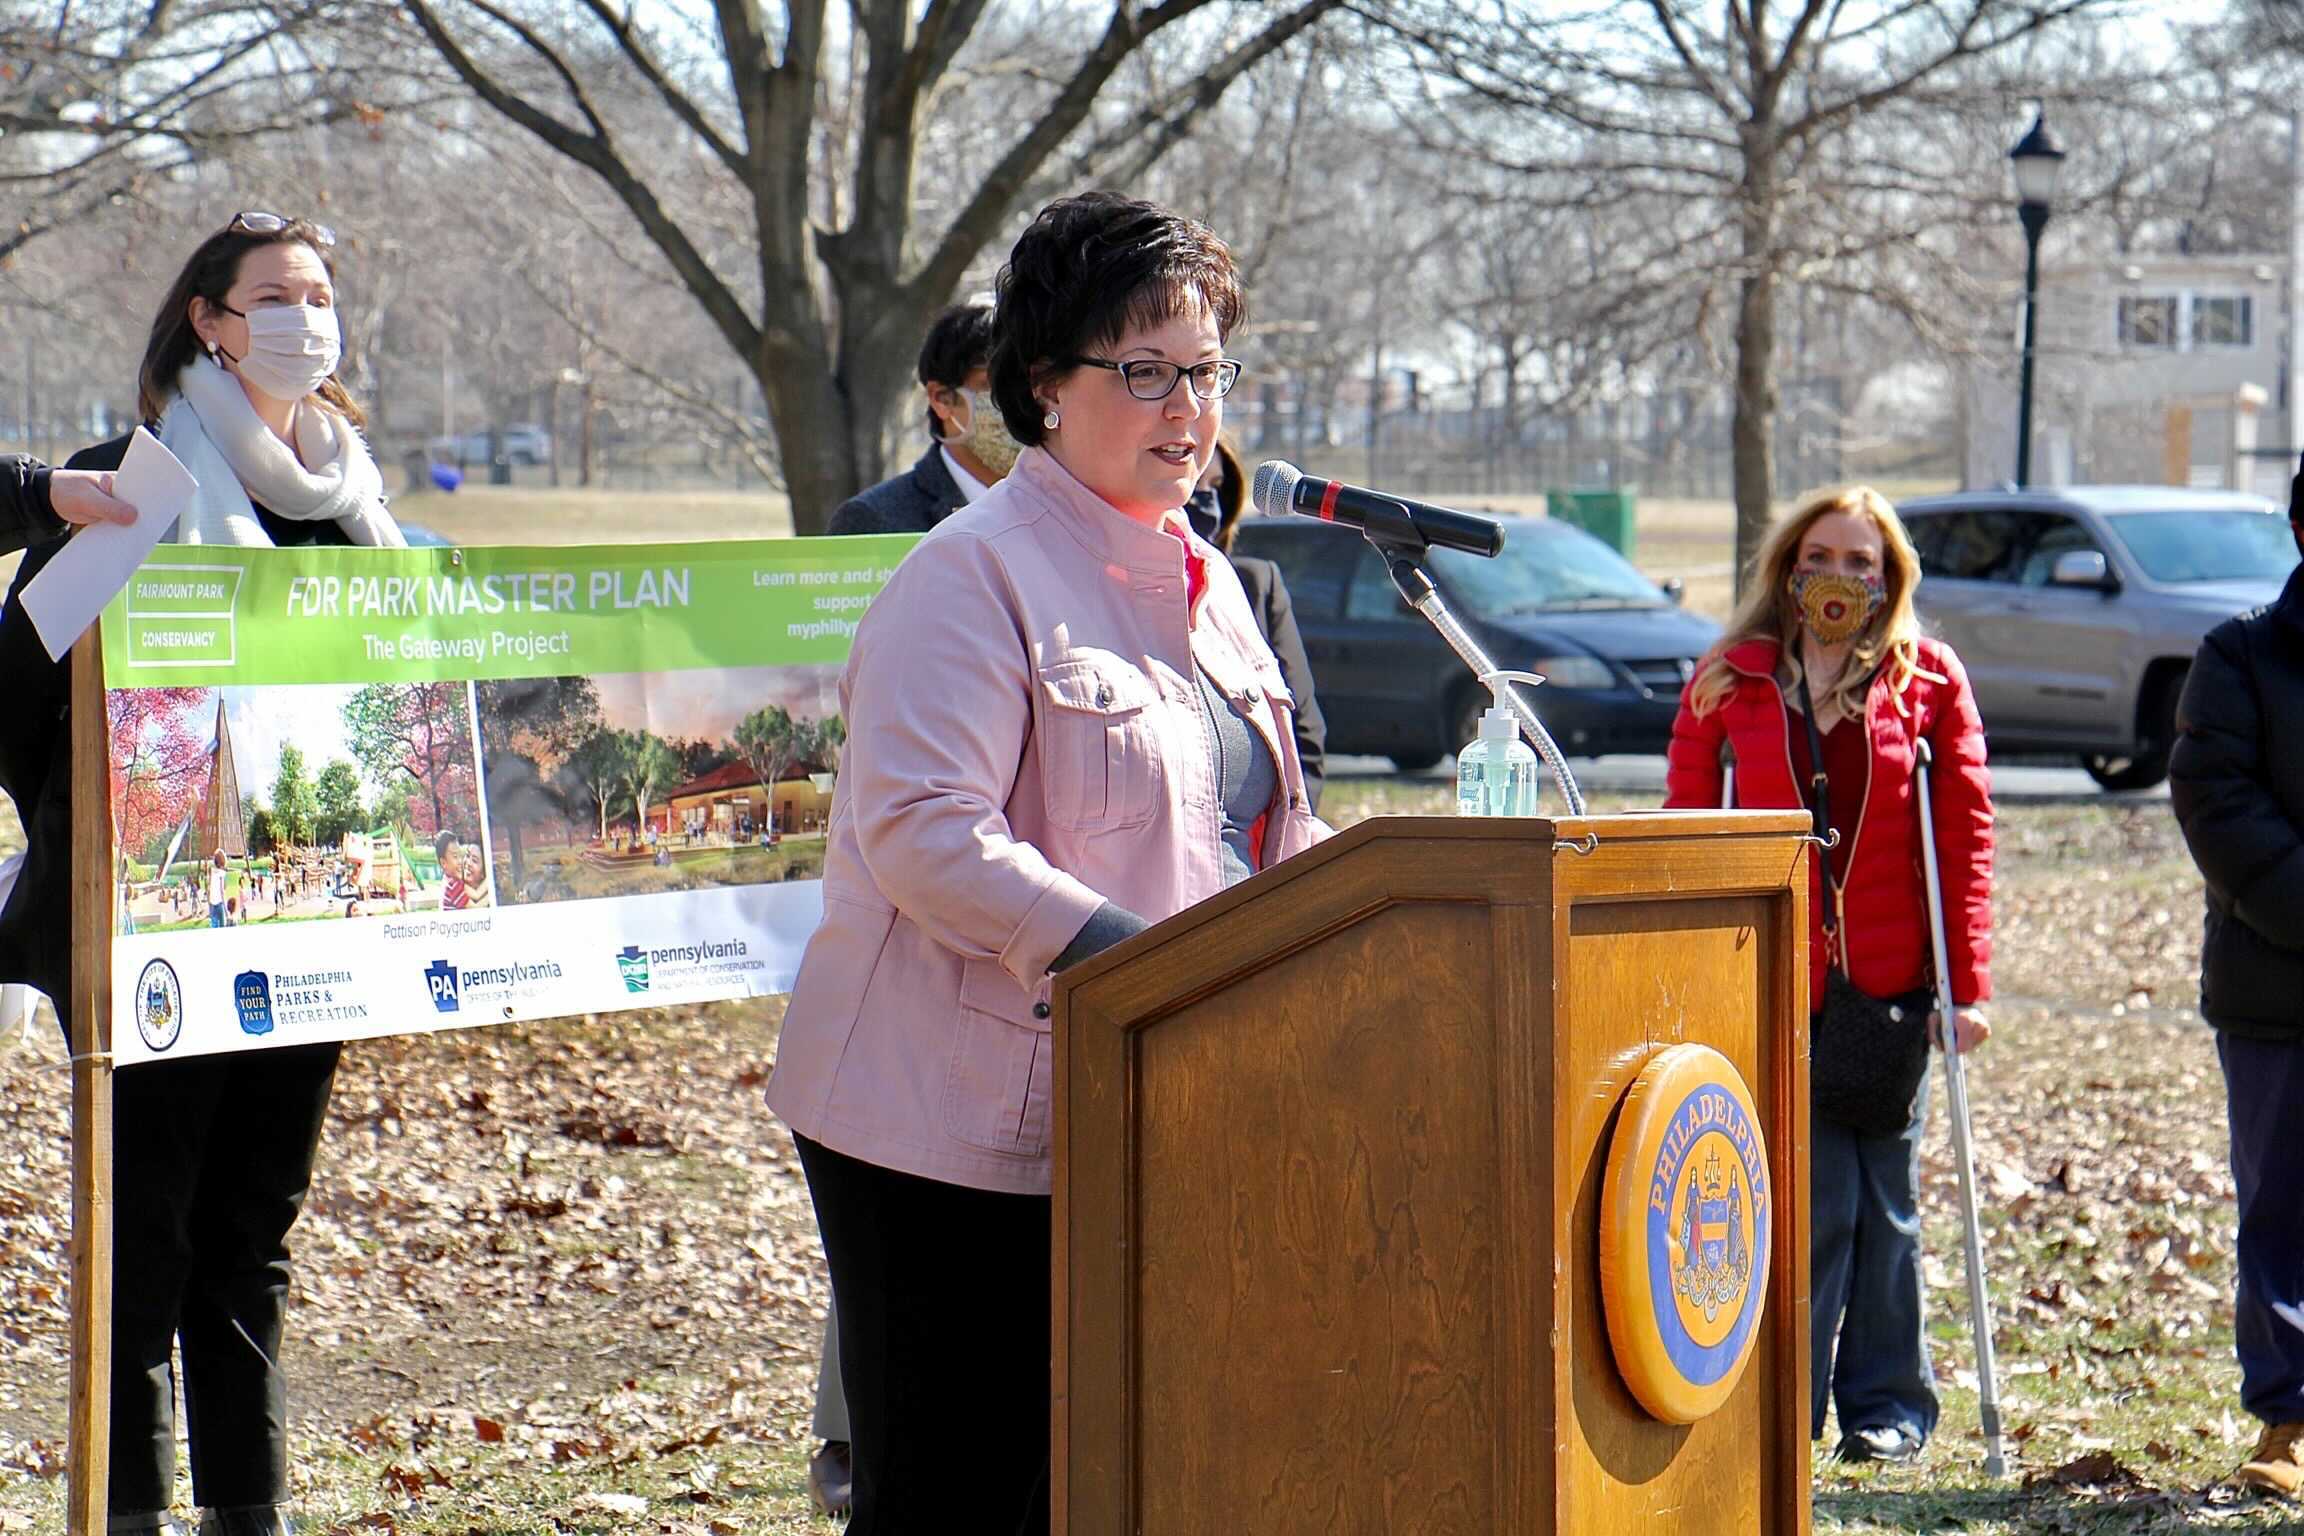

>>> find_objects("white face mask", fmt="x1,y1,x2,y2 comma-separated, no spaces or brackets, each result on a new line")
216,302,341,400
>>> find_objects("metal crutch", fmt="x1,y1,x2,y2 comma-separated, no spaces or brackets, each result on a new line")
1913,735,2008,1477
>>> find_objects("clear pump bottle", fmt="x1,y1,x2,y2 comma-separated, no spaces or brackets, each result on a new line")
1455,669,1544,817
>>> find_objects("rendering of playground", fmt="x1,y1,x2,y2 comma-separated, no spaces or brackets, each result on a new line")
107,682,491,930
101,665,847,930
474,667,842,905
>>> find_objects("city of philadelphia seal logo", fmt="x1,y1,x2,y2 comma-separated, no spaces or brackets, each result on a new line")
136,959,183,1054
1597,1042,1772,1423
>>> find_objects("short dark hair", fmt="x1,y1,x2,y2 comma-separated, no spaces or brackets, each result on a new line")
989,193,1245,448
917,303,996,443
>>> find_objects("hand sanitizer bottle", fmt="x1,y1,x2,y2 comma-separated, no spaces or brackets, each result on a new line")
1456,669,1544,817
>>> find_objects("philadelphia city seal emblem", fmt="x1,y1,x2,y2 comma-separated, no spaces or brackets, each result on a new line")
136,958,183,1055
1598,1042,1772,1423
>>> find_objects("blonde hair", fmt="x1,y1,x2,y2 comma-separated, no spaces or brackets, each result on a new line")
1688,485,1929,721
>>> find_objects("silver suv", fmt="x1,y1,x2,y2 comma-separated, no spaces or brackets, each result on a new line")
1897,487,2296,790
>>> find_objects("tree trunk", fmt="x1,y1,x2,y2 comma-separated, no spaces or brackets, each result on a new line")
1730,149,1781,601
764,262,963,534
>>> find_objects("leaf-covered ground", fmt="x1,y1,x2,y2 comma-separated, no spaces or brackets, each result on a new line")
3,789,2301,1532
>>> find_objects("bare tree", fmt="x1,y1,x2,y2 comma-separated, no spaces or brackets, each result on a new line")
389,0,1353,533
1383,0,2119,586
0,0,412,263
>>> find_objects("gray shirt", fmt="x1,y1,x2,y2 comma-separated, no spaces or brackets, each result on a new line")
1196,666,1278,888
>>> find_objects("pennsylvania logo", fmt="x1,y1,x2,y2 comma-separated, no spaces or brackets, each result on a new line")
1598,1043,1772,1424
136,959,183,1054
424,959,461,1014
424,956,562,1014
616,945,651,994
233,970,275,1036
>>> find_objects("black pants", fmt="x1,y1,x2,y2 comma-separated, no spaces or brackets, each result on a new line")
2221,1032,2304,1424
795,1135,1051,1536
110,1043,341,1516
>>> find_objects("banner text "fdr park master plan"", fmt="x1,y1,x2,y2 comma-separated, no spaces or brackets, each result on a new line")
99,536,913,1066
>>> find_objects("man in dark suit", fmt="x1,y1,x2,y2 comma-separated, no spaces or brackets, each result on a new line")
827,303,1014,536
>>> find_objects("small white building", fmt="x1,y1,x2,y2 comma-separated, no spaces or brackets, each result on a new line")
1964,252,2299,499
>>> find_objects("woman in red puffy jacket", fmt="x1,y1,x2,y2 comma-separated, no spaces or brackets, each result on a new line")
1665,483,1993,1465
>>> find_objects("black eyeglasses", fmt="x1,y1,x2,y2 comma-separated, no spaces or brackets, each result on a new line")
1074,356,1243,402
228,210,337,247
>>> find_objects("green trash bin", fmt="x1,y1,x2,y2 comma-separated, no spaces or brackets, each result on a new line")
1545,487,1637,561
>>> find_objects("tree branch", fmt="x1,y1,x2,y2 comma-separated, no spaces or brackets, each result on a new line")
400,0,764,364
573,0,751,178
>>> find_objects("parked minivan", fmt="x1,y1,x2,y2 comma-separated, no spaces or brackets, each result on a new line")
1229,515,1721,771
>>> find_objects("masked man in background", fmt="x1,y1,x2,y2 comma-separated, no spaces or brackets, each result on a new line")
827,303,1016,537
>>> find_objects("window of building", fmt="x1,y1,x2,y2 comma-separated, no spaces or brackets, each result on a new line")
2193,295,2254,347
2117,296,2178,349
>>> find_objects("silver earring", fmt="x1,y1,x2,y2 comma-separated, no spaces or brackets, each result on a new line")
1042,409,1060,431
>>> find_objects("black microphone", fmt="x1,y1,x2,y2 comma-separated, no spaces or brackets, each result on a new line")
1250,460,1504,558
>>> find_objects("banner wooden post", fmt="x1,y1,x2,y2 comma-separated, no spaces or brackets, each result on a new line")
66,630,113,1535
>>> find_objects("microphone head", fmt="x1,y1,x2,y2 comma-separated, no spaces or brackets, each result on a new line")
1251,460,1300,517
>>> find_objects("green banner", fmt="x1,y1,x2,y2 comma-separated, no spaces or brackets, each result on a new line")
101,536,921,687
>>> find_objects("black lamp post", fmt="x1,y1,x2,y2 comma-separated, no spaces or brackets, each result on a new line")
2010,111,2066,487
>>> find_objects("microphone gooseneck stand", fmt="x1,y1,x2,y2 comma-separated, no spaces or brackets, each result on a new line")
1250,455,1584,815
1364,526,1587,817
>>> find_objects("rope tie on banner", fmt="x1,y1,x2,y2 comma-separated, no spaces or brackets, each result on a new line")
42,1050,115,1072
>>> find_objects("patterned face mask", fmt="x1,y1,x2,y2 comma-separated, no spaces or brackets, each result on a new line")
1788,569,1885,645
942,387,1020,478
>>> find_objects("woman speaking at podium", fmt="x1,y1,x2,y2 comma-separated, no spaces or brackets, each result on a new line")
1663,485,1993,1466
767,193,1326,1533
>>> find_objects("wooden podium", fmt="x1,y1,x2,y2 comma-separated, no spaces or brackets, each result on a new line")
1052,812,1813,1535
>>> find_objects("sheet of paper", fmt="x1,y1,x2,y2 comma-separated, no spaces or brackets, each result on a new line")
20,425,195,662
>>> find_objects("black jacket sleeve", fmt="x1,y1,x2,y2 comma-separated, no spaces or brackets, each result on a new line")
1253,561,1326,813
2169,620,2304,949
0,455,61,554
0,437,127,1019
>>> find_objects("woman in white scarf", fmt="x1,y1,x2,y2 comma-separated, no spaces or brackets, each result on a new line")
138,210,404,549
97,213,392,1536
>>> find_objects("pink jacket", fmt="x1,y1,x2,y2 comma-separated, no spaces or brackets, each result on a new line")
766,447,1329,1194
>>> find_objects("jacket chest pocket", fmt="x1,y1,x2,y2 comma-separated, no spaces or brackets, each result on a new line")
1035,654,1163,831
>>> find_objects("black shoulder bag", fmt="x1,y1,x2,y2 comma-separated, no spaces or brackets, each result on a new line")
1797,672,1934,1138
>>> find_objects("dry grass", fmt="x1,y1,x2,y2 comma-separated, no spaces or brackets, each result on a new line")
391,485,793,547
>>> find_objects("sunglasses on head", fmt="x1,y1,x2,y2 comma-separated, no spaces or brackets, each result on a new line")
227,210,337,247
